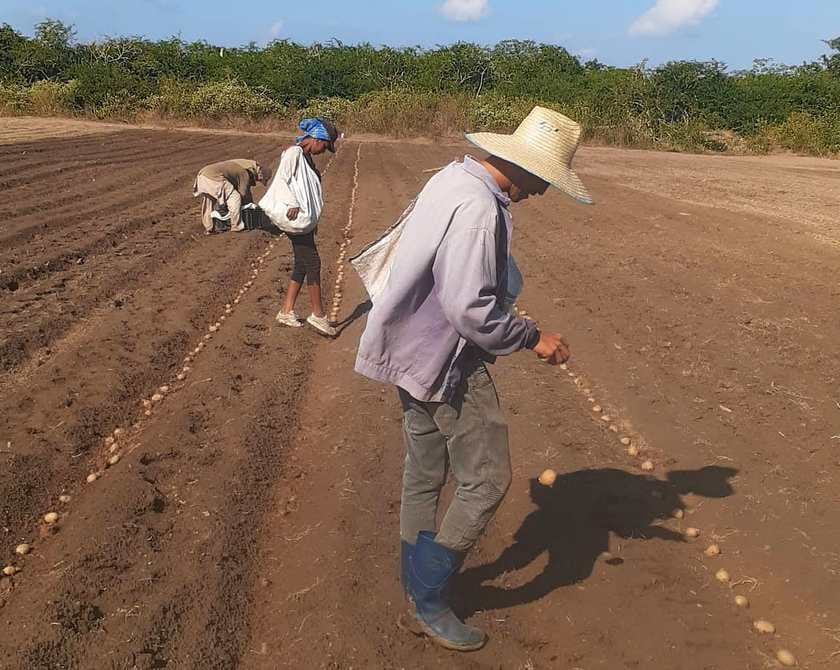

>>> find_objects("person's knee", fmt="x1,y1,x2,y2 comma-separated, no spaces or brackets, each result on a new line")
484,418,512,499
481,460,512,510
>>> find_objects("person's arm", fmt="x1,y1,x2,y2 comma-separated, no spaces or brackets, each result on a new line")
432,201,538,356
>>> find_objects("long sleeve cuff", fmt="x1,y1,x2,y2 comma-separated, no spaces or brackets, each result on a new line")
524,324,540,350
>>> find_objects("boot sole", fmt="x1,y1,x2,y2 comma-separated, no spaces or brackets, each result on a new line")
397,612,487,652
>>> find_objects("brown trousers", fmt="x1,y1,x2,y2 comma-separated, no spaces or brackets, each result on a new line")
194,175,242,232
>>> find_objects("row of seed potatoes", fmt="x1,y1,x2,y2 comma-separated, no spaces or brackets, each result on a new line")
329,144,362,325
3,240,278,580
518,304,798,668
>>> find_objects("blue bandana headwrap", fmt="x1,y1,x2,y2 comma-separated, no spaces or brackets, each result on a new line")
296,118,332,144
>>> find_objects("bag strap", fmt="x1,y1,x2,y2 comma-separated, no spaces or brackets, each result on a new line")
494,202,509,301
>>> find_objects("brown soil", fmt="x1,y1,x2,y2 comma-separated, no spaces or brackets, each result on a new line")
1,117,839,669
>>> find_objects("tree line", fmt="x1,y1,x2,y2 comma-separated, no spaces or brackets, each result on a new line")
2,20,839,154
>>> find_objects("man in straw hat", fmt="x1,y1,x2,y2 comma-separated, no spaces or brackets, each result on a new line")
355,106,592,651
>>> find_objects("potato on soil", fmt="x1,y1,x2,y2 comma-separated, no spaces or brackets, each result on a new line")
753,619,775,634
776,650,796,666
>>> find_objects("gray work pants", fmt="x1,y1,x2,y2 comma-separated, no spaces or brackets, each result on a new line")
399,361,512,553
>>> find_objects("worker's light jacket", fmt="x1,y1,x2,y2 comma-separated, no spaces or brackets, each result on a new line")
354,156,539,402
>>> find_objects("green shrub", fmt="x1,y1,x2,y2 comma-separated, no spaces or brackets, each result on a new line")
0,82,30,114
768,112,840,156
4,18,840,157
347,89,469,136
145,78,283,120
188,79,282,119
469,94,535,131
27,79,77,115
297,96,355,126
91,90,140,120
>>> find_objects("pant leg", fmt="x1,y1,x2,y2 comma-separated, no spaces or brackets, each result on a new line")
289,234,308,284
201,194,216,233
225,184,244,232
434,363,512,553
399,388,449,545
300,232,321,286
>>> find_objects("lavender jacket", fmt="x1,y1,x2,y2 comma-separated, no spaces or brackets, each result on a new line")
354,156,539,402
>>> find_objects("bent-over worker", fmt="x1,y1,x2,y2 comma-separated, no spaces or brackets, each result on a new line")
193,159,269,235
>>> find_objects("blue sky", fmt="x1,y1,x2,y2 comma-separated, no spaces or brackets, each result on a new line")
3,0,839,69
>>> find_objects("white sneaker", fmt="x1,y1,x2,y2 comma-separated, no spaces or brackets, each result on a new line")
276,310,302,327
306,314,337,338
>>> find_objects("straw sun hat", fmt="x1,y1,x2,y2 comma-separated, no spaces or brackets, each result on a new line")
465,106,593,205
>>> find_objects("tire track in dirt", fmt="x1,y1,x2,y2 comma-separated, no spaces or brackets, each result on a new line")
0,136,242,249
0,134,233,214
0,141,353,669
0,129,205,185
0,133,287,533
0,118,124,145
0,135,284,373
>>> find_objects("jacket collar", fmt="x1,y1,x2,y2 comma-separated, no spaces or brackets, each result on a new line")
461,155,511,208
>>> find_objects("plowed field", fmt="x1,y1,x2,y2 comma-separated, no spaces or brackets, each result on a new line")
1,117,839,669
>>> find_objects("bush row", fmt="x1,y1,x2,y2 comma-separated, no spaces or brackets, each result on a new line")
2,21,840,155
3,78,839,156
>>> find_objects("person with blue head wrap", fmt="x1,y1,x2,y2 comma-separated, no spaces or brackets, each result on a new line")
271,117,340,336
296,118,339,153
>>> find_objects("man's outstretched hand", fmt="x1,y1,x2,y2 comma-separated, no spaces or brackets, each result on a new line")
533,332,570,365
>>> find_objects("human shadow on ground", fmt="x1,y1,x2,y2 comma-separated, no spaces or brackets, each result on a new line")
247,209,284,236
455,465,738,617
334,300,372,337
212,206,284,236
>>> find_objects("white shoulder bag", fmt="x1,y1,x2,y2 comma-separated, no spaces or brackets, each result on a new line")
349,198,416,301
260,148,323,235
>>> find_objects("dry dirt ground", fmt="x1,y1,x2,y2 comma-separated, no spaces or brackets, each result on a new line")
1,116,839,670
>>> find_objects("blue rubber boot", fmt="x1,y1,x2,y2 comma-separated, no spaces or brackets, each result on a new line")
407,531,487,651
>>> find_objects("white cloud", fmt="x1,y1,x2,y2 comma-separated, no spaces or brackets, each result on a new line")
440,0,489,22
629,0,718,37
269,20,284,39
